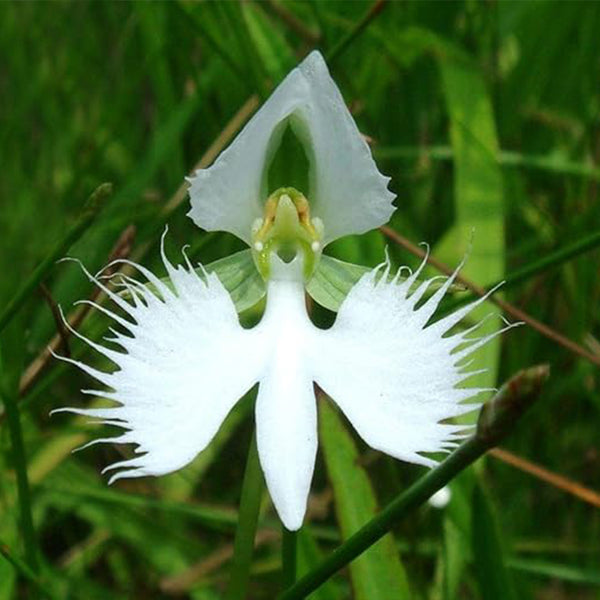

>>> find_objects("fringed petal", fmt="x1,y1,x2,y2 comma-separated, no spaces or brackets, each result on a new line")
54,239,265,482
314,256,519,467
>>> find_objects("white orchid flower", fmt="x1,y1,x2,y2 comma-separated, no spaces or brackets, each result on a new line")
55,51,515,531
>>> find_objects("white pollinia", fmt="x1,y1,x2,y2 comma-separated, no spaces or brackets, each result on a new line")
56,51,514,531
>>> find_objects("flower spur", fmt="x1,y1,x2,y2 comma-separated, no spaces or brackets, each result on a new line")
54,51,517,531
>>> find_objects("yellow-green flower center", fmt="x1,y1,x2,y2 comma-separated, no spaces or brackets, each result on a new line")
251,187,323,281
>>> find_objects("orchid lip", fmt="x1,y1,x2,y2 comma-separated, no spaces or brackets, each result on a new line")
53,235,516,530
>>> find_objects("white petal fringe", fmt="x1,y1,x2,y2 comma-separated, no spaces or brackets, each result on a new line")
55,248,517,530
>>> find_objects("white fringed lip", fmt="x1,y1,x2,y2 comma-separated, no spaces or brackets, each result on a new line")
54,234,518,530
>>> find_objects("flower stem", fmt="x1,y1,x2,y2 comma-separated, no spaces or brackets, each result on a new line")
0,539,58,600
280,437,484,599
226,429,264,600
278,366,549,599
281,527,297,588
0,338,38,574
326,0,389,65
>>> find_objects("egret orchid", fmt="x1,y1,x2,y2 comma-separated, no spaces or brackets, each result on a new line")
55,51,515,531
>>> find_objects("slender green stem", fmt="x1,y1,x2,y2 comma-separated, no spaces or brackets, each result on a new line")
0,539,58,600
281,527,297,589
279,367,549,599
0,183,112,335
326,0,389,65
226,430,264,600
279,438,485,599
375,144,600,181
497,230,600,290
442,228,600,314
172,2,251,90
0,349,38,573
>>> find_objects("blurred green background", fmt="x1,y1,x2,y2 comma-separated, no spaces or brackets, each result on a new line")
1,1,600,598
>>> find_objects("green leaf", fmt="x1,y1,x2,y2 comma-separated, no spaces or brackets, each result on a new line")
144,249,265,314
507,558,600,586
308,254,466,312
319,401,410,600
241,3,296,81
307,255,370,312
296,529,344,600
205,250,266,313
436,46,505,385
471,484,518,600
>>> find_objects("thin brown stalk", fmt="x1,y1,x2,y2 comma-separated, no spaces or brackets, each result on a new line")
379,225,600,367
17,226,136,398
327,0,389,65
264,0,320,44
18,95,260,400
490,447,600,509
38,283,71,358
159,95,259,220
160,529,279,595
128,95,260,266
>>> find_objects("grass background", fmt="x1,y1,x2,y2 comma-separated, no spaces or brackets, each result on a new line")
1,1,600,598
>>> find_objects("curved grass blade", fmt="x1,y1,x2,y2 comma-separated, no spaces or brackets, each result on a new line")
472,483,518,600
226,430,264,600
280,366,548,600
0,183,112,334
319,400,410,600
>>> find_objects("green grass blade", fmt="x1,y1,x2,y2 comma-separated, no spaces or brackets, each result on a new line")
226,430,264,600
376,145,600,182
38,484,239,530
508,558,600,586
219,2,269,98
319,401,410,600
136,3,185,186
0,539,58,600
0,183,112,334
281,527,298,589
0,325,38,574
471,483,518,600
172,2,251,89
242,2,296,81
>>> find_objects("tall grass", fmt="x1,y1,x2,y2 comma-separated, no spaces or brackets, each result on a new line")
1,1,599,598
